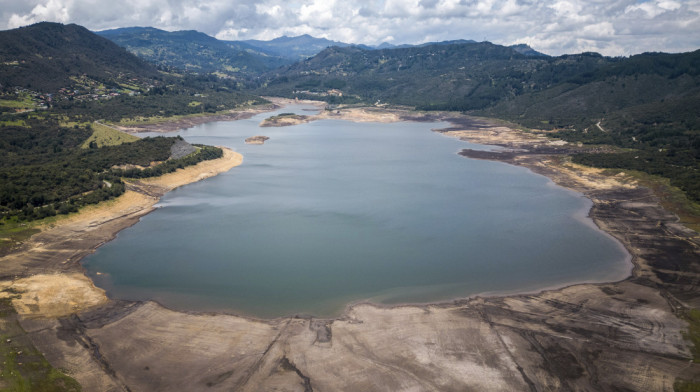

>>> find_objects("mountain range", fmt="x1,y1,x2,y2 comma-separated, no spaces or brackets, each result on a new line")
239,34,360,61
96,27,289,77
259,42,589,109
95,27,546,78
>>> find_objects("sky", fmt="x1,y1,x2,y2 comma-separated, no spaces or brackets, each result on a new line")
1,0,699,56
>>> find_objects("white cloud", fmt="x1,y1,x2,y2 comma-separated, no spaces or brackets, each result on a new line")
0,0,699,55
625,0,683,17
7,0,71,28
581,22,616,40
658,0,682,11
299,0,336,24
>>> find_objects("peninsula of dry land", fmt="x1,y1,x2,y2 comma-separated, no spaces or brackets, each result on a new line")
1,104,699,391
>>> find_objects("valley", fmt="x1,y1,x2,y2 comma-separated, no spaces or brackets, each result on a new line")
0,21,698,391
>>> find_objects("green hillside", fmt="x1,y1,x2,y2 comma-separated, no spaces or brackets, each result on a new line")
0,22,158,93
260,43,609,108
80,122,139,148
97,27,289,78
480,50,700,130
0,23,265,121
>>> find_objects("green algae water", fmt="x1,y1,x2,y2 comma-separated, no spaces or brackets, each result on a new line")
82,104,631,318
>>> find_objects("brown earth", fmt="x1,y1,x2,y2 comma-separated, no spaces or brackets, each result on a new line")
245,135,270,144
260,114,310,127
1,107,699,391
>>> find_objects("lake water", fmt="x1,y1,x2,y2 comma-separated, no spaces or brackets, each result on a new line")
82,104,631,318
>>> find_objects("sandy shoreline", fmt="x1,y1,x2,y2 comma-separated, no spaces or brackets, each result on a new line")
1,103,699,390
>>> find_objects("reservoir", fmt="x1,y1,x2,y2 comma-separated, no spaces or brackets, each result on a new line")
82,104,631,318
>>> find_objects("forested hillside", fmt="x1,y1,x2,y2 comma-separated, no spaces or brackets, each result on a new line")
0,22,157,92
0,22,265,120
479,50,700,131
259,43,610,108
98,27,289,78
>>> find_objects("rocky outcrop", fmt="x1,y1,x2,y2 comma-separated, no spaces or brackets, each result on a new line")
170,139,196,159
245,136,270,145
260,114,309,127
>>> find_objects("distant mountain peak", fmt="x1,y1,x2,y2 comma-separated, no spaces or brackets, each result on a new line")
95,26,291,75
509,43,548,57
240,34,353,60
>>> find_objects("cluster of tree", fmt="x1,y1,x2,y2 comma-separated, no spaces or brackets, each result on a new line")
0,123,92,161
0,120,223,222
53,85,265,122
110,144,222,178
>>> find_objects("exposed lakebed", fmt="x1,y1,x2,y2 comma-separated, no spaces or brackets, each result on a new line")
83,105,631,318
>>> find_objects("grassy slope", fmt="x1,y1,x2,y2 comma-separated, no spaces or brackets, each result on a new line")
80,122,139,148
0,298,81,391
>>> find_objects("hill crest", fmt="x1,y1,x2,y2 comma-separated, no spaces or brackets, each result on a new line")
0,22,157,92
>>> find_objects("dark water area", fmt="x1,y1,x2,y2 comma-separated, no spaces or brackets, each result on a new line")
83,105,631,318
